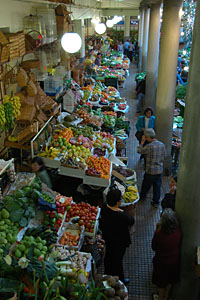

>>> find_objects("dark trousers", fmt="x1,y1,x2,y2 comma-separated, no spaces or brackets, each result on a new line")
104,242,126,283
140,173,162,204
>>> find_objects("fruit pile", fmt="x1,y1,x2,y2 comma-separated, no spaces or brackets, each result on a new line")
123,186,138,203
53,128,73,145
14,236,48,259
4,95,21,118
66,202,98,233
71,125,94,138
86,168,100,177
70,135,94,149
0,209,19,249
39,146,61,159
56,195,72,214
93,148,106,157
65,144,91,166
87,156,111,180
82,90,91,100
94,132,114,153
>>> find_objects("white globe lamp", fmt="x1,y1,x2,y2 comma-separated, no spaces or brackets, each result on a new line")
61,32,82,54
95,23,106,34
106,19,114,28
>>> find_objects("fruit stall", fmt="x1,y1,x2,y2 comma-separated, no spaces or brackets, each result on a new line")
0,165,130,299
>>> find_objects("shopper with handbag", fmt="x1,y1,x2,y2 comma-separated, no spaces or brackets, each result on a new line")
135,107,155,143
99,188,135,284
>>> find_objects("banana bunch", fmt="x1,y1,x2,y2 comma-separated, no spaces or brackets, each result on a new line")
10,96,21,118
4,102,14,130
39,146,61,159
8,136,17,142
92,85,101,95
123,186,138,203
0,105,6,129
3,95,21,118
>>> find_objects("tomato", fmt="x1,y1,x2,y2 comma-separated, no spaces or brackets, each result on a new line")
79,220,84,226
71,203,76,207
87,222,91,228
85,228,89,232
82,216,86,220
89,229,93,233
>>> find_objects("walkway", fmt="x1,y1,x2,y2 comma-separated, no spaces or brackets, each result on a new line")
120,64,169,300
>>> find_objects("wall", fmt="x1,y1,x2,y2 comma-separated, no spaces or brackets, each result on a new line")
0,0,100,32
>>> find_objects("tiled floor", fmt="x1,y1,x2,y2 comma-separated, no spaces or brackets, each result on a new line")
118,63,170,300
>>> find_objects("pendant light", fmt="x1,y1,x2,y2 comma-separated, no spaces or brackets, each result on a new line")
95,23,106,34
106,19,114,28
61,32,82,54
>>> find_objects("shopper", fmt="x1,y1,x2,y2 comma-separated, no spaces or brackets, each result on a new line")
113,40,119,50
137,128,166,208
124,40,130,56
161,176,177,211
31,157,52,189
99,188,134,284
117,41,124,53
94,52,101,66
127,42,134,62
135,107,155,143
152,208,181,300
135,77,146,113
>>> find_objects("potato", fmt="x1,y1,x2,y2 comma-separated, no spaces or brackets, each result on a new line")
104,288,115,298
108,277,116,287
116,289,127,299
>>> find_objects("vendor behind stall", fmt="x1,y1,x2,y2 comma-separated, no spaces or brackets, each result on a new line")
31,157,52,189
94,52,101,66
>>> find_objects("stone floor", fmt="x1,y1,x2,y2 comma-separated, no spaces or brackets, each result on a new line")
119,63,170,300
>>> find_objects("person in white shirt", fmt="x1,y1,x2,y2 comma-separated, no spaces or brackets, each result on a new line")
117,41,124,53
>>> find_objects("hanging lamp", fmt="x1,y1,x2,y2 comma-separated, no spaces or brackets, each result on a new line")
95,23,106,34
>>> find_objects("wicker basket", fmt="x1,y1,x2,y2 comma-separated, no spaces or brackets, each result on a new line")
17,122,38,143
21,52,40,70
16,105,36,125
0,31,9,45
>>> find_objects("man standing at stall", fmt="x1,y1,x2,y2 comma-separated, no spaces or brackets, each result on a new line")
137,129,166,208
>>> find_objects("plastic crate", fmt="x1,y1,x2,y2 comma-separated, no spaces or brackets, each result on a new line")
105,77,118,89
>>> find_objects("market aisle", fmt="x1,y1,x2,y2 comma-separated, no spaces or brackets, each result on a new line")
120,63,169,300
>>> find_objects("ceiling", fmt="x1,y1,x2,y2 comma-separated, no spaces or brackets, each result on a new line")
100,0,141,9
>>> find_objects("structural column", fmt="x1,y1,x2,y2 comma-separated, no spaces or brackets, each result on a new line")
74,19,85,59
124,16,130,40
138,8,144,72
155,0,182,173
142,7,150,71
145,2,161,111
175,1,200,299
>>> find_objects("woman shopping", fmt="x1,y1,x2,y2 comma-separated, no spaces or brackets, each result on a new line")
99,189,135,284
135,107,155,143
152,208,182,300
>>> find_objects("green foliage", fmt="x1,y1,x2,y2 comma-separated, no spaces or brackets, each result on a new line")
176,84,187,99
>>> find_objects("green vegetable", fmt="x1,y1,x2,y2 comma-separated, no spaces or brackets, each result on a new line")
176,84,187,99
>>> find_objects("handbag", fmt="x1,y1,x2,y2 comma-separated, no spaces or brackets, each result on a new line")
135,131,143,141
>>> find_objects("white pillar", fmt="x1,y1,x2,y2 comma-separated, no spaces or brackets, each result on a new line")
74,19,85,59
145,3,161,111
142,7,150,71
155,0,183,173
175,1,200,299
124,16,130,40
139,8,144,72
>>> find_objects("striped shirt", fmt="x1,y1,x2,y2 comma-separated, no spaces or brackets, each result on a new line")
137,139,166,175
